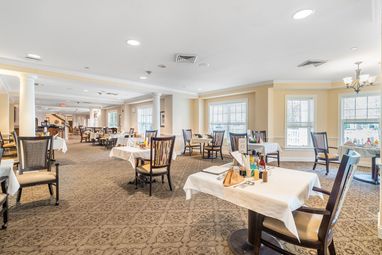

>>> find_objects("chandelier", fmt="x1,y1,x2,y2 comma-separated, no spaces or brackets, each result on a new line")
343,61,376,93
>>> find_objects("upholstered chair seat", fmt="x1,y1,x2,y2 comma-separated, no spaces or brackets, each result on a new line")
0,194,6,205
263,211,323,242
17,171,56,186
318,153,339,160
136,164,168,175
2,143,16,149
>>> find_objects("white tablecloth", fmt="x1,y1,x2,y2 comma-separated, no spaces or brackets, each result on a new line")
338,145,380,159
183,164,322,240
109,146,177,168
53,137,68,153
248,142,281,154
0,159,20,196
116,137,142,146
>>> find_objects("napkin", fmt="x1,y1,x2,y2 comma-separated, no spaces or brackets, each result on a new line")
223,169,244,187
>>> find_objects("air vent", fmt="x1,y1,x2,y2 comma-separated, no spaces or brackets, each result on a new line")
298,59,327,68
175,54,198,63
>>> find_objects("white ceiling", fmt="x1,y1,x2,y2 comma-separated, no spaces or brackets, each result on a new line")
0,0,380,99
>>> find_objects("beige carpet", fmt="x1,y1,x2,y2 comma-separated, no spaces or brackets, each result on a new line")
0,138,381,254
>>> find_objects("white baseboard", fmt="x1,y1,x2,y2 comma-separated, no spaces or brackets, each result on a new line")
281,157,314,162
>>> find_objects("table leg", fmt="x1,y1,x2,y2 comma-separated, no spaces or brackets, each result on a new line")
354,155,380,185
228,210,282,255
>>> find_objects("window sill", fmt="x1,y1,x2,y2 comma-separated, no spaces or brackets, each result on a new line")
284,147,314,151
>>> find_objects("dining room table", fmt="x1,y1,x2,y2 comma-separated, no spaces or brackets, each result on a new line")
338,144,380,185
183,163,322,254
0,159,20,196
248,142,282,155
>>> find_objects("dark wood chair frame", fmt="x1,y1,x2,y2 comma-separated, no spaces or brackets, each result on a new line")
0,175,8,229
252,130,280,167
17,136,60,206
252,150,360,255
135,136,176,196
0,132,16,158
203,130,225,160
311,132,339,175
145,130,158,140
79,128,89,143
229,132,248,153
182,129,201,156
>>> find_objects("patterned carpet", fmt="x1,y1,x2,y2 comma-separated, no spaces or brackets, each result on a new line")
0,138,381,254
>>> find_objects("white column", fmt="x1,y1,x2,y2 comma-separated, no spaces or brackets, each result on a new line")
152,93,161,136
0,93,10,137
19,74,36,136
122,103,131,132
198,98,205,134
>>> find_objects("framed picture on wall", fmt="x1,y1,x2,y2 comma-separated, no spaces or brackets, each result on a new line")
160,111,165,127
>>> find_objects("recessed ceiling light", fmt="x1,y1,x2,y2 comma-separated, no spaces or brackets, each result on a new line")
293,9,314,20
198,63,210,67
158,64,167,68
84,66,90,70
139,76,148,80
83,89,88,92
127,39,141,46
26,53,41,60
197,88,203,91
351,47,358,51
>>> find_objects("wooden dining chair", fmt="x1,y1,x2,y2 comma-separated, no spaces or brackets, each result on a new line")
16,136,60,205
135,136,176,196
229,132,248,153
203,130,225,160
182,129,201,156
252,130,280,166
253,150,360,255
145,130,158,142
79,128,89,143
311,132,339,175
0,132,16,158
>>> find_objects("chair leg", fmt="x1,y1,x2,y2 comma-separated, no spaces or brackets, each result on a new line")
190,147,193,156
325,159,329,175
55,181,59,206
167,174,173,191
16,188,22,204
2,197,8,229
220,149,223,160
161,175,164,184
277,151,280,167
48,184,53,196
317,247,326,255
313,158,318,170
183,146,186,155
328,240,336,255
149,175,152,196
135,171,138,189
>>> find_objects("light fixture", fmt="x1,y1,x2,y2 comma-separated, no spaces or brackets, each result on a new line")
158,64,167,68
26,53,41,60
139,76,148,80
343,61,376,93
198,63,210,67
351,47,358,51
83,89,89,92
127,39,141,46
293,9,314,20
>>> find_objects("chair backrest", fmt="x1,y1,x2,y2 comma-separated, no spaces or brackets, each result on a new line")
18,136,53,174
318,150,360,241
229,132,248,152
129,128,134,136
252,130,267,142
0,132,4,147
212,130,225,147
182,129,192,145
0,148,3,160
12,131,19,163
145,130,158,141
311,132,329,154
150,136,176,170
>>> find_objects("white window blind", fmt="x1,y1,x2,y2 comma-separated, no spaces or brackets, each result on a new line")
137,107,152,134
286,96,315,148
107,112,118,128
209,101,247,134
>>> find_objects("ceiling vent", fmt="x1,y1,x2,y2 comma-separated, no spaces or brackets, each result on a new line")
298,59,327,68
175,54,198,63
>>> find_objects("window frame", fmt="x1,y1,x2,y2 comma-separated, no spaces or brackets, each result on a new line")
207,99,248,135
285,95,317,149
339,91,381,145
107,111,118,128
137,106,153,134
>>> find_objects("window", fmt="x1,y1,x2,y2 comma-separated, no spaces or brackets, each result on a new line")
209,101,247,134
107,112,118,128
340,94,380,145
137,107,152,134
286,96,315,148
